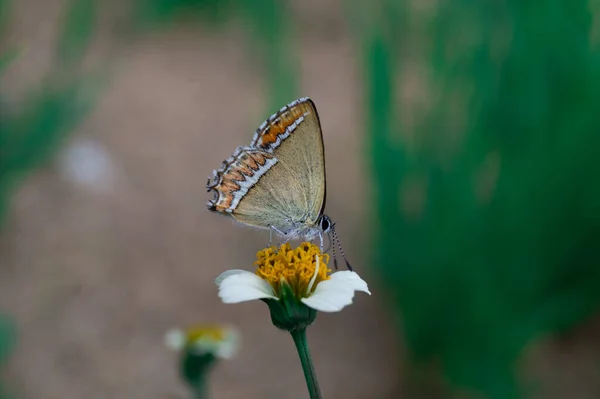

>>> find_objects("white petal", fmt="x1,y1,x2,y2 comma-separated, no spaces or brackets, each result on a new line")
217,271,277,303
215,269,248,286
329,271,372,295
301,280,355,312
164,329,185,351
215,328,241,359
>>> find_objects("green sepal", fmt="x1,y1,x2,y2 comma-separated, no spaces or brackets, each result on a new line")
263,282,317,332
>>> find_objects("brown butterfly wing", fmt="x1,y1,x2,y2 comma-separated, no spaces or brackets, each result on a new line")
207,98,326,232
248,98,326,225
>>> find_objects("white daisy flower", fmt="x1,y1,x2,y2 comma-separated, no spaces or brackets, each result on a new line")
215,242,370,318
164,325,239,360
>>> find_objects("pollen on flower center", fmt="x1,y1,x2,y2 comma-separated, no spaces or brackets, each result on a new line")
255,242,331,298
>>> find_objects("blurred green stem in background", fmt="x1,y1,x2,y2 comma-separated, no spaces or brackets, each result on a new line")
133,0,233,28
238,0,298,111
0,314,16,399
180,352,216,399
362,0,600,397
57,0,95,68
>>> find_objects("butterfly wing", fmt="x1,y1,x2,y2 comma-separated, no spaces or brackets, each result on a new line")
207,98,326,233
206,147,283,224
249,97,326,226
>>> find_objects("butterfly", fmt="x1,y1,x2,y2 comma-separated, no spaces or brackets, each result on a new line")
206,97,351,270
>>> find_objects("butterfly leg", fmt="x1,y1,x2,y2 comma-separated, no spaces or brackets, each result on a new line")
268,227,273,247
269,225,287,248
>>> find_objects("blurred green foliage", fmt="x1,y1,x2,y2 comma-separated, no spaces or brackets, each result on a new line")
0,0,99,225
134,0,233,27
57,0,96,67
0,315,15,399
1,1,100,395
133,0,297,110
366,1,600,398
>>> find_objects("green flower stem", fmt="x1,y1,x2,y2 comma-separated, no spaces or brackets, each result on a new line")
189,378,207,399
180,352,215,399
290,328,322,399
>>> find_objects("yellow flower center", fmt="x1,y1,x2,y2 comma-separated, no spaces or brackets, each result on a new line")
255,242,331,298
185,326,226,344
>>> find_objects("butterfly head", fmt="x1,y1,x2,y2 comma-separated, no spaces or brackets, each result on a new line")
318,214,353,272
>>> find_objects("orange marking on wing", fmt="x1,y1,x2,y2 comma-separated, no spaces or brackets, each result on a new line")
241,155,257,171
211,151,275,212
230,169,246,181
245,152,263,170
260,122,286,146
256,102,311,148
236,164,253,177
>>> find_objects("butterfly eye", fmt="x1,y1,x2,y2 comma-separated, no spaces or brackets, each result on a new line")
320,216,331,232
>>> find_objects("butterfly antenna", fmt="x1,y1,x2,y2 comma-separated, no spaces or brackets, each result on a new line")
331,225,353,271
328,230,339,270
